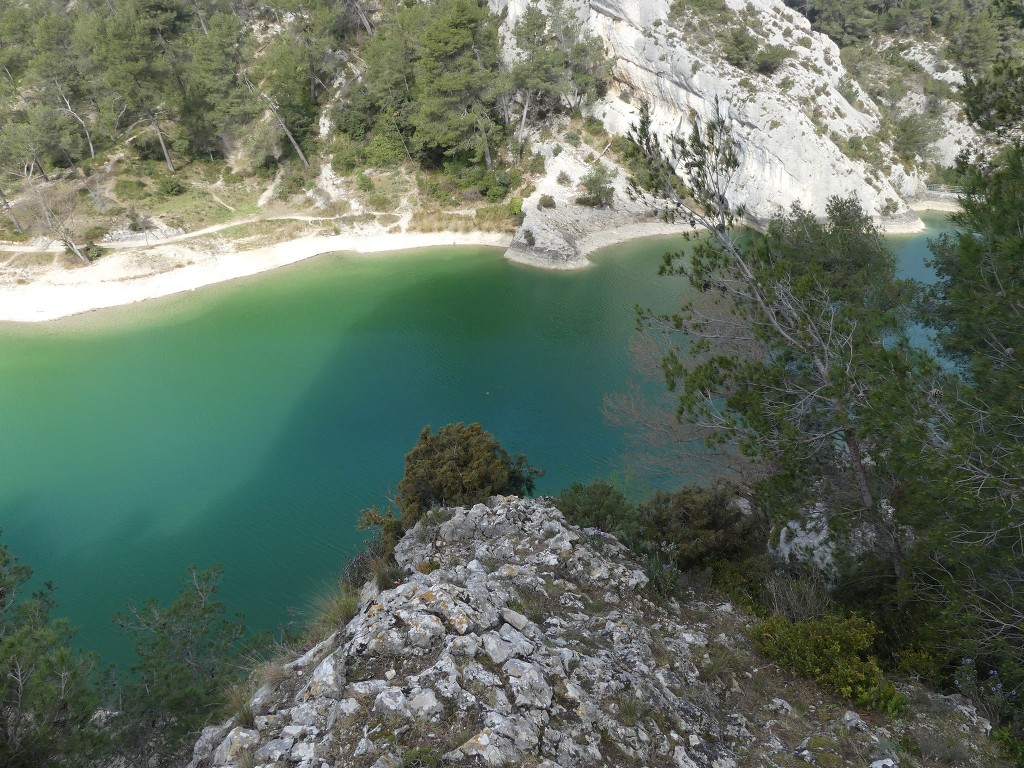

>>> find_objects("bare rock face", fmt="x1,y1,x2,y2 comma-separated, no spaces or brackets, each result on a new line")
494,0,943,266
188,497,1004,768
187,498,738,767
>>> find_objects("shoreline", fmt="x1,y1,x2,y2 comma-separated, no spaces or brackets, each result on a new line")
0,228,513,323
0,204,952,324
504,220,694,271
0,218,698,323
908,198,962,213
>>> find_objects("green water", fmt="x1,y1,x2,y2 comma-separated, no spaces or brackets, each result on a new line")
0,238,689,664
0,216,950,666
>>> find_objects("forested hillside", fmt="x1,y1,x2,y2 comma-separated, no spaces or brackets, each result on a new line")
0,0,611,255
1,0,1023,765
0,0,1019,258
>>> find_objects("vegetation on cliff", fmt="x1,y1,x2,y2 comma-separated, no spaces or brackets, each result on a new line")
1,0,1022,764
616,88,1024,759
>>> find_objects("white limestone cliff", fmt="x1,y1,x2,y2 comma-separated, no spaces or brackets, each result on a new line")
494,0,934,266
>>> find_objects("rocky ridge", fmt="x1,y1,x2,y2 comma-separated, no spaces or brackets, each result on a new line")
187,497,1001,768
497,0,966,266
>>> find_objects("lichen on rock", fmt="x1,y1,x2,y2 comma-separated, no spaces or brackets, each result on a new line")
188,496,1006,768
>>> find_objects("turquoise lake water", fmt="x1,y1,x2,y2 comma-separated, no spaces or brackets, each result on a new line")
0,214,950,665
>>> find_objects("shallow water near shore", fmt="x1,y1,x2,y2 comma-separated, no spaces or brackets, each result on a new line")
0,216,951,666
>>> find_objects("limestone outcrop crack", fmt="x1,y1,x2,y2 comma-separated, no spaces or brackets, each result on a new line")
187,497,998,768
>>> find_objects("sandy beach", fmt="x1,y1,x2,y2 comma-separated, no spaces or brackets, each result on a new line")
0,201,952,323
0,214,704,323
0,225,514,323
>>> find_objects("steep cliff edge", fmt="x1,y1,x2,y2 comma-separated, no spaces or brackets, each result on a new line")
498,0,944,266
187,498,999,768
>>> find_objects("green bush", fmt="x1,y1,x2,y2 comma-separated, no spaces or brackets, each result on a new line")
114,179,148,200
480,170,511,202
583,116,605,138
635,485,765,572
416,172,460,206
752,614,905,713
576,163,615,208
365,117,407,168
331,138,366,174
355,172,375,192
723,28,759,69
559,479,638,541
390,423,543,532
82,243,106,262
886,112,941,164
754,44,792,74
538,194,556,209
155,176,186,196
335,83,375,140
82,224,110,243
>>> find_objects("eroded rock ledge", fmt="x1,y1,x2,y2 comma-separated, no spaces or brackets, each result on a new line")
187,497,999,768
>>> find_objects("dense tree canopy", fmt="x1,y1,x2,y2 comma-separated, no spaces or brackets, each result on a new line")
629,103,931,536
0,539,102,768
112,565,249,767
627,97,1024,749
0,0,353,181
396,422,543,526
911,148,1024,723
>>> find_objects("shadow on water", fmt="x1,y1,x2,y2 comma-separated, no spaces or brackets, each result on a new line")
151,245,683,645
0,219,947,666
0,241,685,665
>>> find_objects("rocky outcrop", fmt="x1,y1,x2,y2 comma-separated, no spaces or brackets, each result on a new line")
495,0,943,266
187,497,1002,768
505,137,681,269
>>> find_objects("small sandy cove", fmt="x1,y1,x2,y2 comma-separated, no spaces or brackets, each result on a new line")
0,217,697,323
0,200,953,323
0,226,510,323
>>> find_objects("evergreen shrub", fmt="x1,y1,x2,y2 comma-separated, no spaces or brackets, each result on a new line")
156,176,186,196
752,614,905,713
635,486,765,572
396,423,541,527
559,479,638,541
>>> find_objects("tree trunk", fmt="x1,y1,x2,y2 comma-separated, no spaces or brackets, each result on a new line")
0,187,23,232
81,121,95,159
278,116,310,167
483,135,493,171
63,237,89,265
351,0,373,34
477,120,493,171
151,118,176,173
32,158,50,182
192,0,209,35
242,74,310,168
55,82,96,159
516,90,533,159
844,427,875,509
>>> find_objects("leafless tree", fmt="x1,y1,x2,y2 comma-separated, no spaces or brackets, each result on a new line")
24,180,89,264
